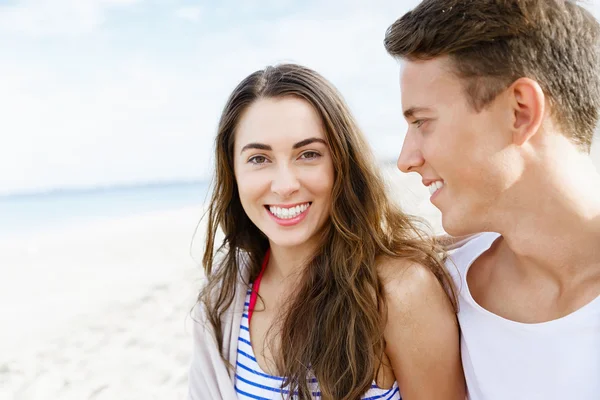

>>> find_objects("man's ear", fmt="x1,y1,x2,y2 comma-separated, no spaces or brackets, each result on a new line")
508,77,545,146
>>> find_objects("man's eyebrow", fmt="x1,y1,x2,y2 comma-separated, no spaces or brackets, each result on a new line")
240,143,272,154
403,106,432,119
292,137,327,149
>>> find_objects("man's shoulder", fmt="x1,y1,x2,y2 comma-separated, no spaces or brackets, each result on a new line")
444,232,501,284
447,232,500,266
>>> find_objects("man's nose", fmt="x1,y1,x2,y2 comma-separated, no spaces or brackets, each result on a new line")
397,131,425,173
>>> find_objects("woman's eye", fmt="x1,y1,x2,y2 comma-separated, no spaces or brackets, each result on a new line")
300,151,320,160
248,155,268,164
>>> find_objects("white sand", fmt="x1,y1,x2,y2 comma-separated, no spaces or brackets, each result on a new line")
0,207,207,400
1,146,598,400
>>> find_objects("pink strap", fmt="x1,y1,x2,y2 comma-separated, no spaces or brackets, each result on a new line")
248,249,269,323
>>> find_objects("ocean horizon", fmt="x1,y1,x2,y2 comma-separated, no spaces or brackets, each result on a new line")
0,180,211,238
2,145,599,240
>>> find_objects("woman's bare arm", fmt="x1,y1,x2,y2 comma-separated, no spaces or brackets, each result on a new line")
379,259,466,400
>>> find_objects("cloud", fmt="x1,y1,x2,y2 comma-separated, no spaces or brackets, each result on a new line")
0,0,142,36
0,7,409,194
174,6,202,22
1,0,599,194
0,55,211,194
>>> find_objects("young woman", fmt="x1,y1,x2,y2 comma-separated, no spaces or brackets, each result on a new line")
188,64,465,400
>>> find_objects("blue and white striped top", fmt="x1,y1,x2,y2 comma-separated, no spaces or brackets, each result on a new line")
234,288,402,400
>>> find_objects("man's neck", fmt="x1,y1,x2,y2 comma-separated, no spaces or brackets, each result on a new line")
490,151,600,286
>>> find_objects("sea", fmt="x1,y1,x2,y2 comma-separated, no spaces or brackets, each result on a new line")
0,181,211,239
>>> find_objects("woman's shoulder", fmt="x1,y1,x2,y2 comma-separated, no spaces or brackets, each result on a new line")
206,248,253,281
197,249,253,315
376,256,464,399
376,255,454,320
377,256,443,298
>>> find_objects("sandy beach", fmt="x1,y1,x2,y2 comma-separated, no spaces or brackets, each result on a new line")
0,206,207,400
1,148,598,399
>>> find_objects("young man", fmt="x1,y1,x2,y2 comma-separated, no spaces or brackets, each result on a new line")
385,1,600,399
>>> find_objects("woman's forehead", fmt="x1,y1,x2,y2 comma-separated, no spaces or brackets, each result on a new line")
234,97,327,150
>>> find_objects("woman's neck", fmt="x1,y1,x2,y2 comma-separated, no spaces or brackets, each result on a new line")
264,239,318,283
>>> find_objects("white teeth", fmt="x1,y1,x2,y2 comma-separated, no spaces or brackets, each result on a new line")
427,181,444,195
268,203,310,219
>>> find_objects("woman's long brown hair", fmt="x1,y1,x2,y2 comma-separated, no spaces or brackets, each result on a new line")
199,63,456,400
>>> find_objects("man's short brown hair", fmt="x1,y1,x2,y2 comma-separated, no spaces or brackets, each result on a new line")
384,0,600,151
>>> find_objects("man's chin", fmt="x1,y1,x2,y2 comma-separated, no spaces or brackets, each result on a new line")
441,213,480,238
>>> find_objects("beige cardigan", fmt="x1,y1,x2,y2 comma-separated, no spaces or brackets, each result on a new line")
187,265,250,400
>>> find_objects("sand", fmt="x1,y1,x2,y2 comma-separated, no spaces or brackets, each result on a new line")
0,207,207,400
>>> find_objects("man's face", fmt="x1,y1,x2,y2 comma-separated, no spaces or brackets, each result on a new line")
397,56,516,235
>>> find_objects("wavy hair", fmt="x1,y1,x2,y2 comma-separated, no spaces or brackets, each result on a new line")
199,63,456,399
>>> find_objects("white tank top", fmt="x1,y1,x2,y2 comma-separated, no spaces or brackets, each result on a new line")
447,232,600,400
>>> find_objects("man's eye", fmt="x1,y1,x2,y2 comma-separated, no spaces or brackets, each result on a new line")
412,119,425,128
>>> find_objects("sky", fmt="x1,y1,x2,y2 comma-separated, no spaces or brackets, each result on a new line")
1,0,599,195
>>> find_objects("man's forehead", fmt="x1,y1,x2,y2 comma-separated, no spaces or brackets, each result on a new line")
400,57,462,108
400,57,454,89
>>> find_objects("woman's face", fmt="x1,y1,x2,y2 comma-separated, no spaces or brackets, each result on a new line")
233,96,335,251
